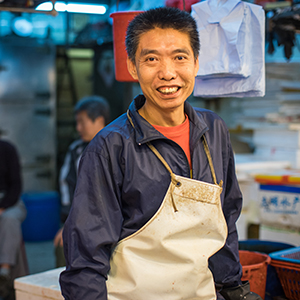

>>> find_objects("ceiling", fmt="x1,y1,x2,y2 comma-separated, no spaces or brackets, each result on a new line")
0,1,49,8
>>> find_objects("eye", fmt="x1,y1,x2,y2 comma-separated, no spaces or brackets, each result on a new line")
146,57,156,62
176,56,186,61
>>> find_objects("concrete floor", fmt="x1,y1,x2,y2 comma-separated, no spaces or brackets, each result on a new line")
24,240,57,275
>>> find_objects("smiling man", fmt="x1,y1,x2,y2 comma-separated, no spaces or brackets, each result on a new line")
127,27,199,127
60,7,261,300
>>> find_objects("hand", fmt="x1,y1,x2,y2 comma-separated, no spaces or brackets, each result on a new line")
54,227,64,247
220,281,263,300
0,208,5,216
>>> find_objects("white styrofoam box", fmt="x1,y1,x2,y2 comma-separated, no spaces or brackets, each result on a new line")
235,154,291,236
235,153,291,181
279,104,300,116
255,147,300,168
279,92,300,117
236,200,262,240
14,267,64,300
234,154,292,239
279,92,300,103
259,224,300,247
259,184,300,229
238,180,260,209
253,123,300,149
236,211,247,240
240,98,281,118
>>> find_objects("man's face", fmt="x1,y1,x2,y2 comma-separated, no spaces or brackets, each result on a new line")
127,28,199,115
75,111,104,142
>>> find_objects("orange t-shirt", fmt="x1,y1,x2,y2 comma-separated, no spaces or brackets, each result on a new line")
152,115,191,168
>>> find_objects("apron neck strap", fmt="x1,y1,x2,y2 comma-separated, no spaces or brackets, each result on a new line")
127,110,222,188
126,110,180,186
146,142,180,187
202,135,222,187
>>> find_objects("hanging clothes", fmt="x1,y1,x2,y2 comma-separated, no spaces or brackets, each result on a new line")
192,0,265,98
267,4,300,61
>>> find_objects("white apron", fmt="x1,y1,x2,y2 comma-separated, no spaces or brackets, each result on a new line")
107,124,228,300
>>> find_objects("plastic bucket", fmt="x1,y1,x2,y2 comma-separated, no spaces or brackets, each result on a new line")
239,250,271,300
21,191,60,242
239,240,295,300
239,240,295,254
110,11,142,82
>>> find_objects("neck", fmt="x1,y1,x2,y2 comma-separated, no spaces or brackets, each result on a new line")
138,103,185,127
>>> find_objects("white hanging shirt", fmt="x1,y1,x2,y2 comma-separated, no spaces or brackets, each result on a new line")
192,0,265,98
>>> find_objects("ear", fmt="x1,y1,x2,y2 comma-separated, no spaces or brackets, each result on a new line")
127,57,138,80
94,115,105,130
194,56,199,77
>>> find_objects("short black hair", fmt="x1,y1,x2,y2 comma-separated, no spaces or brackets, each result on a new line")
126,7,200,62
74,95,110,125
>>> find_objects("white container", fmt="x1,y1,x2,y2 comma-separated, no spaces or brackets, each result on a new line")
234,153,291,239
255,147,300,169
259,224,300,246
258,184,300,229
252,123,300,168
14,268,64,300
253,124,300,149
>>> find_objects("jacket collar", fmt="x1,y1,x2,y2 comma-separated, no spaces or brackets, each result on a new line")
128,94,208,145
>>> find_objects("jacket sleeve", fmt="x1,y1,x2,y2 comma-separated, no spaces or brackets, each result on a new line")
59,147,123,300
209,129,243,289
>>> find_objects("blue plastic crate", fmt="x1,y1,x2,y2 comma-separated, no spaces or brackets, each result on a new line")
270,247,300,300
270,246,300,265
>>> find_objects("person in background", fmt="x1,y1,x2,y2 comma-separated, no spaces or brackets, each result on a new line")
0,139,27,300
54,95,110,267
60,7,261,300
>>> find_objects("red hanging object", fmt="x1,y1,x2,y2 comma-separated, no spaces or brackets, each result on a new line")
110,11,142,82
165,0,199,13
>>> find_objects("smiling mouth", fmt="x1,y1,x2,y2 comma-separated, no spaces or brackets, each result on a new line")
158,87,180,94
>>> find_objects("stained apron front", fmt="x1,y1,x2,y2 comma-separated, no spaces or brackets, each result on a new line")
106,138,228,300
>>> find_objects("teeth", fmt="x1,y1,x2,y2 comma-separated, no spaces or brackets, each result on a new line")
158,87,178,94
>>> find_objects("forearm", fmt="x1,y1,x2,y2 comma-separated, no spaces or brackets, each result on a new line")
60,267,108,300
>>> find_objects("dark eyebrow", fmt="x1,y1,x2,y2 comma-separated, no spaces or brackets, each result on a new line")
172,48,192,55
140,48,192,57
140,49,160,57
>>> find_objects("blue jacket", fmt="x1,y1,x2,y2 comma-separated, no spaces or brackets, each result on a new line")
60,95,243,299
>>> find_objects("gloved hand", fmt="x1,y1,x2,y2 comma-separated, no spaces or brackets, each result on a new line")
220,281,263,300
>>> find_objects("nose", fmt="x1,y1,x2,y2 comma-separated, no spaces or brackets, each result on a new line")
158,59,176,81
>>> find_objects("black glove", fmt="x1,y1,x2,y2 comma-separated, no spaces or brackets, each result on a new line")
220,281,263,300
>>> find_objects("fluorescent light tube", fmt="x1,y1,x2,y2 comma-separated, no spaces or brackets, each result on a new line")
36,1,107,15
